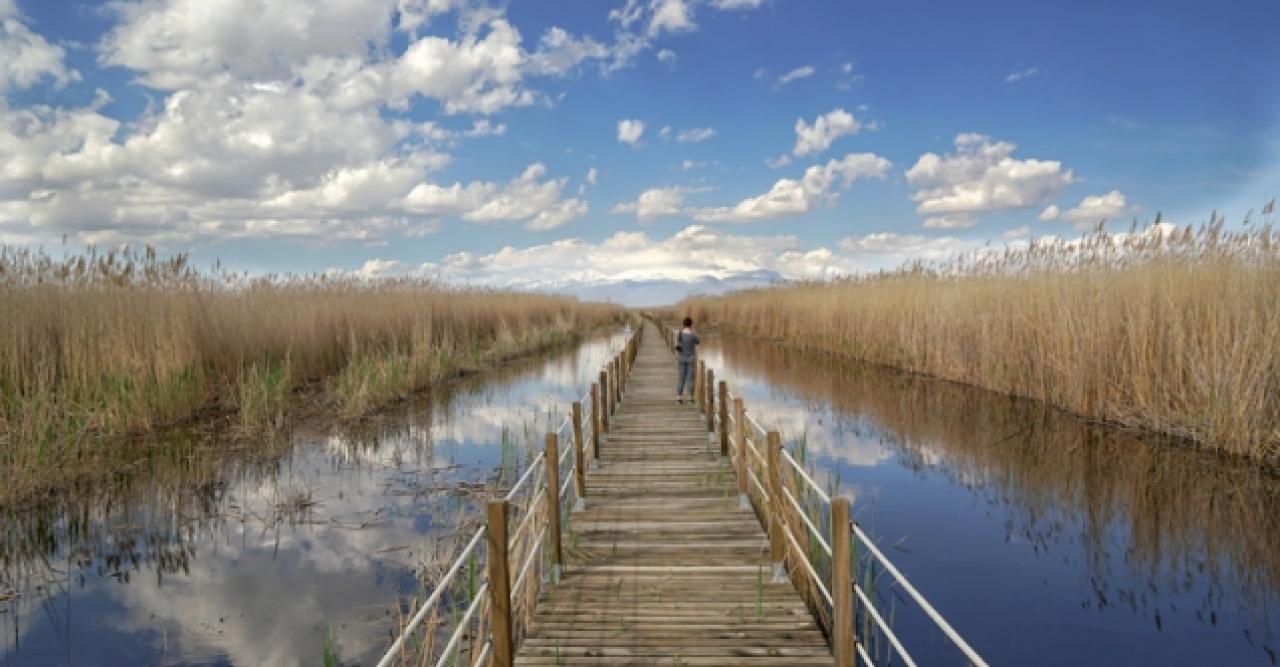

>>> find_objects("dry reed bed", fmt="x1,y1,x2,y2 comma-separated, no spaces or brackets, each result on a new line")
681,214,1280,460
710,336,1280,603
0,246,622,497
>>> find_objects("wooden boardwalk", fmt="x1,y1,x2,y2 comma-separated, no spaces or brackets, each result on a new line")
515,323,834,666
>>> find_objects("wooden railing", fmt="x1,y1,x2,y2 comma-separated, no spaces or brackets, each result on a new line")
659,320,987,667
377,324,642,667
382,319,985,667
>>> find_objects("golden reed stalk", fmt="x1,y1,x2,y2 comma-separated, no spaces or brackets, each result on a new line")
0,245,622,495
678,210,1280,460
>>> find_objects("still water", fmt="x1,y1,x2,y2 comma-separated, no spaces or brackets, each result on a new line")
0,333,629,667
700,334,1280,666
5,330,1278,666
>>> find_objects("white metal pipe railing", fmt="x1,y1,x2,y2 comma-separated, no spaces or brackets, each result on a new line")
503,451,546,502
782,521,833,607
433,581,489,667
376,526,486,667
780,449,832,505
691,329,987,667
511,523,545,593
853,578,916,667
781,484,832,558
471,642,491,667
856,640,875,666
378,324,639,667
509,492,544,548
851,520,989,667
747,467,770,503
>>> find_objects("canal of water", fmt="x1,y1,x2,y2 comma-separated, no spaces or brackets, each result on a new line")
1,332,629,666
4,329,1278,666
700,334,1280,666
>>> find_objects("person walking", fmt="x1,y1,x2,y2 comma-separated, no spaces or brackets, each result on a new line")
675,317,700,404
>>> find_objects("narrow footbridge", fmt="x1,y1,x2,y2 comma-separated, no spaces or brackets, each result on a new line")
379,321,987,667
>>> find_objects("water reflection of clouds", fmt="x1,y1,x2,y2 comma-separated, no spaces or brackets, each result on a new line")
699,345,895,472
700,332,1280,666
2,330,630,665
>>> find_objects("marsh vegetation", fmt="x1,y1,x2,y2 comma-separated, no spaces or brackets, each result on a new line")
680,211,1280,461
0,245,622,503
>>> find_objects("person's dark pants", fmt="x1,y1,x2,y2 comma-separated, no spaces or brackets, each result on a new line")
676,359,696,397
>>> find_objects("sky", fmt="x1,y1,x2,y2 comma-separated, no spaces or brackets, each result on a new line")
1,0,1278,303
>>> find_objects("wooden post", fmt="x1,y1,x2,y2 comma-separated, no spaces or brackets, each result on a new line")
571,401,586,508
610,359,619,411
695,360,705,412
705,368,716,433
766,431,786,581
734,398,748,509
544,433,563,580
832,497,854,667
599,370,610,434
590,383,602,461
486,499,513,667
718,381,729,456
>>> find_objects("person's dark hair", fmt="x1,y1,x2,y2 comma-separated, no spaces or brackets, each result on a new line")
682,317,693,327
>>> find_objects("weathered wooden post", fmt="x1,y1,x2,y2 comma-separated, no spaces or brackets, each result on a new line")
614,358,624,404
599,370,610,434
544,433,563,581
486,499,513,667
705,368,716,434
695,360,705,412
734,398,748,510
832,497,854,667
590,382,602,462
572,401,586,509
718,381,729,456
766,430,786,582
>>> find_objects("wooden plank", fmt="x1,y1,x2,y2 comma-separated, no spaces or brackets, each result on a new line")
513,322,832,667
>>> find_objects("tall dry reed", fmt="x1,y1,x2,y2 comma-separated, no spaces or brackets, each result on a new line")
680,209,1280,460
0,245,621,491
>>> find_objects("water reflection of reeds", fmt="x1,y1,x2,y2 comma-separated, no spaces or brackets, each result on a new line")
708,335,1280,625
0,333,622,664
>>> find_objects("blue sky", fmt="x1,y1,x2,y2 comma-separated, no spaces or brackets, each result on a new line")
1,0,1277,301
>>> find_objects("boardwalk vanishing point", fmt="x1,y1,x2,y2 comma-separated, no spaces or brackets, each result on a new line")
378,320,986,667
514,323,833,665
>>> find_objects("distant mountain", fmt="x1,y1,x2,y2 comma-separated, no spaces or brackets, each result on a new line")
552,269,786,307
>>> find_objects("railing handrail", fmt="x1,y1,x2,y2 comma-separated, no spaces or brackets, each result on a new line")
659,321,987,667
377,322,641,667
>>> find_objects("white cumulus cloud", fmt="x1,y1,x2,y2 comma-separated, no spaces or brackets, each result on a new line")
1039,190,1135,230
793,108,861,157
617,118,646,146
1,13,78,92
403,162,587,231
648,0,695,37
906,133,1075,216
611,186,704,221
613,153,889,224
